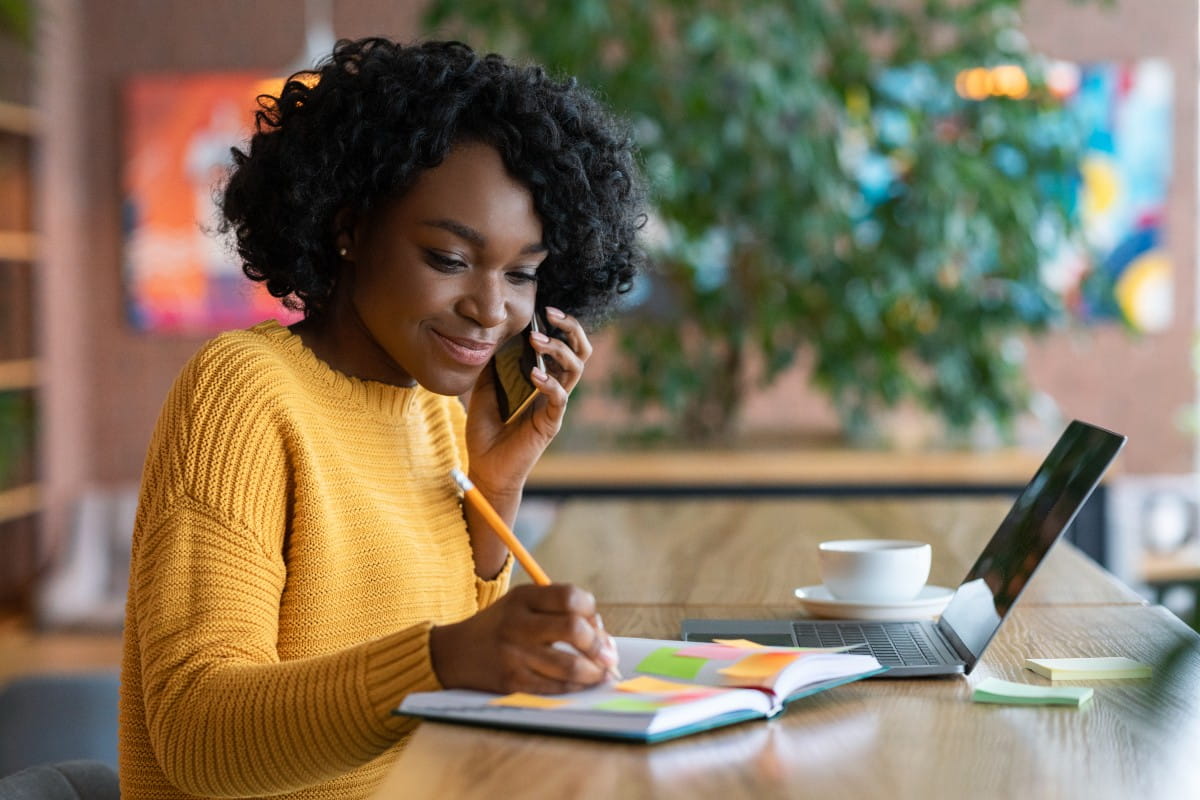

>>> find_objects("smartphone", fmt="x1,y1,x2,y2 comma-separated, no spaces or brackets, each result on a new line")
492,310,548,424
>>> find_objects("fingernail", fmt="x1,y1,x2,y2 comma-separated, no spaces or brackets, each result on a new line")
545,306,565,320
600,647,619,668
531,367,548,382
595,614,606,631
531,331,550,344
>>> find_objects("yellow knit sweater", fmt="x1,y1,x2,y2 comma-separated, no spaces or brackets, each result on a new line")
119,320,512,799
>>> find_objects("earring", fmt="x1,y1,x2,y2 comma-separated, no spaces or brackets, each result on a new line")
338,247,349,257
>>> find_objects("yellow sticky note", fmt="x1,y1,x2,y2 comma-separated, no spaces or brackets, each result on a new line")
711,638,767,650
616,675,704,694
1024,657,1152,681
717,651,802,680
488,692,571,709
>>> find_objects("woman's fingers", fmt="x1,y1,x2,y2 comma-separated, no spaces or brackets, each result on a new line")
507,585,616,677
523,642,607,690
532,307,591,393
545,307,593,361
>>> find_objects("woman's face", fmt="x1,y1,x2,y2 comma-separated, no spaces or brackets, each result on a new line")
343,141,546,395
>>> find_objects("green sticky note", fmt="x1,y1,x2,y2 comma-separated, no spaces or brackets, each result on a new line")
972,677,1093,707
635,647,707,680
591,697,666,713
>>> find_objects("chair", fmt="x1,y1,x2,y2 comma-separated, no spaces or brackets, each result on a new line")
0,672,120,778
0,760,119,800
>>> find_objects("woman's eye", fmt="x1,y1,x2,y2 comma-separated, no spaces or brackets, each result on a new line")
508,270,539,285
426,251,466,271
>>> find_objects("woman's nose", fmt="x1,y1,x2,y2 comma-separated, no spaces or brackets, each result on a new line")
457,274,508,328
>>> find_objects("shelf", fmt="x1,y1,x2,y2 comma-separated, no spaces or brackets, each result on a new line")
0,231,36,261
0,359,36,390
528,446,1046,492
0,483,38,523
1142,547,1200,584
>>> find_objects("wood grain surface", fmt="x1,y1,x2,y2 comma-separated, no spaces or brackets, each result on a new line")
521,498,1145,607
379,605,1200,800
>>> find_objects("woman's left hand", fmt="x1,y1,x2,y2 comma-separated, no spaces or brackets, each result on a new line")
465,306,592,500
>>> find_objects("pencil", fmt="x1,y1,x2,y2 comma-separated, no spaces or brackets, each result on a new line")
451,467,551,585
450,467,621,680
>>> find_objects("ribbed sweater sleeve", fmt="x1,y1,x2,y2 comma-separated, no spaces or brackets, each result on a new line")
120,322,505,800
132,500,441,797
476,554,514,608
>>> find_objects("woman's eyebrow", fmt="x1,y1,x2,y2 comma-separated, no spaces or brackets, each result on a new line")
422,217,547,254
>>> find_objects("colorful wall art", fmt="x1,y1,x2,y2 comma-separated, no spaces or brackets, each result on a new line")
1044,59,1174,333
122,73,302,334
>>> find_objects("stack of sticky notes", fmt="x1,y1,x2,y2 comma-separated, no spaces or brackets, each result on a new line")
971,677,1093,707
1023,657,1152,681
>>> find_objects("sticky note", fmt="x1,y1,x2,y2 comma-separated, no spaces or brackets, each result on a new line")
1024,657,1152,681
717,651,802,680
971,677,1093,707
712,638,767,649
674,644,748,660
660,689,723,705
636,647,708,680
488,693,571,710
616,675,704,694
591,697,666,713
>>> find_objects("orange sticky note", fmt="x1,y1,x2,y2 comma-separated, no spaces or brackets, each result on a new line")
712,638,767,649
717,651,802,680
488,692,571,709
616,675,703,694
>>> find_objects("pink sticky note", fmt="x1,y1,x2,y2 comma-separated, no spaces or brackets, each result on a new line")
660,689,723,705
711,638,767,649
674,644,748,660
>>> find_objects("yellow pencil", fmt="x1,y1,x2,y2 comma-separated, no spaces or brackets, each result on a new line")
451,467,551,585
450,467,621,679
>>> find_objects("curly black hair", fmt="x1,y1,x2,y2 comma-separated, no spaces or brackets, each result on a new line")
220,37,647,324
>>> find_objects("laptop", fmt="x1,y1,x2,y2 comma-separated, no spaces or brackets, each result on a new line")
681,419,1127,677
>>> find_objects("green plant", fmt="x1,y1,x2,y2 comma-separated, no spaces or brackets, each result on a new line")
0,390,33,487
425,0,1103,444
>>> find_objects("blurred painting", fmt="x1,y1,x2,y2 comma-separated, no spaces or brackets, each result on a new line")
1043,59,1173,333
122,73,302,334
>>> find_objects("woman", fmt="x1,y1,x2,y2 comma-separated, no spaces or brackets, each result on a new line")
119,38,645,799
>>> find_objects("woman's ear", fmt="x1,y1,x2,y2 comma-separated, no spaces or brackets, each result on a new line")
334,208,356,260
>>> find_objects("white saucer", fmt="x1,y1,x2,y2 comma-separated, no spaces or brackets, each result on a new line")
793,584,955,621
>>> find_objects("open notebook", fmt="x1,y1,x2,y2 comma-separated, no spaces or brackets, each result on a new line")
396,637,884,743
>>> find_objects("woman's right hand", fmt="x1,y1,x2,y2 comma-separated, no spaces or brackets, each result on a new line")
429,583,619,694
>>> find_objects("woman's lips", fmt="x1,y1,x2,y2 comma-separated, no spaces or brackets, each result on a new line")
432,330,497,367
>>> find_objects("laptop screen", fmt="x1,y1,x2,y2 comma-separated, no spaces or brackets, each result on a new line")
937,420,1126,671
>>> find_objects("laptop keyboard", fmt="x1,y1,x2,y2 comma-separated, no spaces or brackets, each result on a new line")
792,622,940,666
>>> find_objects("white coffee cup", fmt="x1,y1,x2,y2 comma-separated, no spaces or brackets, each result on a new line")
817,539,932,602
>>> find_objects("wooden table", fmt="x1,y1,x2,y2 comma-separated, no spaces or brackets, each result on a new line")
0,621,122,684
522,497,1145,607
525,446,1115,574
377,498,1198,799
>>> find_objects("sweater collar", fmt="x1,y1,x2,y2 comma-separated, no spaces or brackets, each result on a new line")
250,319,420,418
